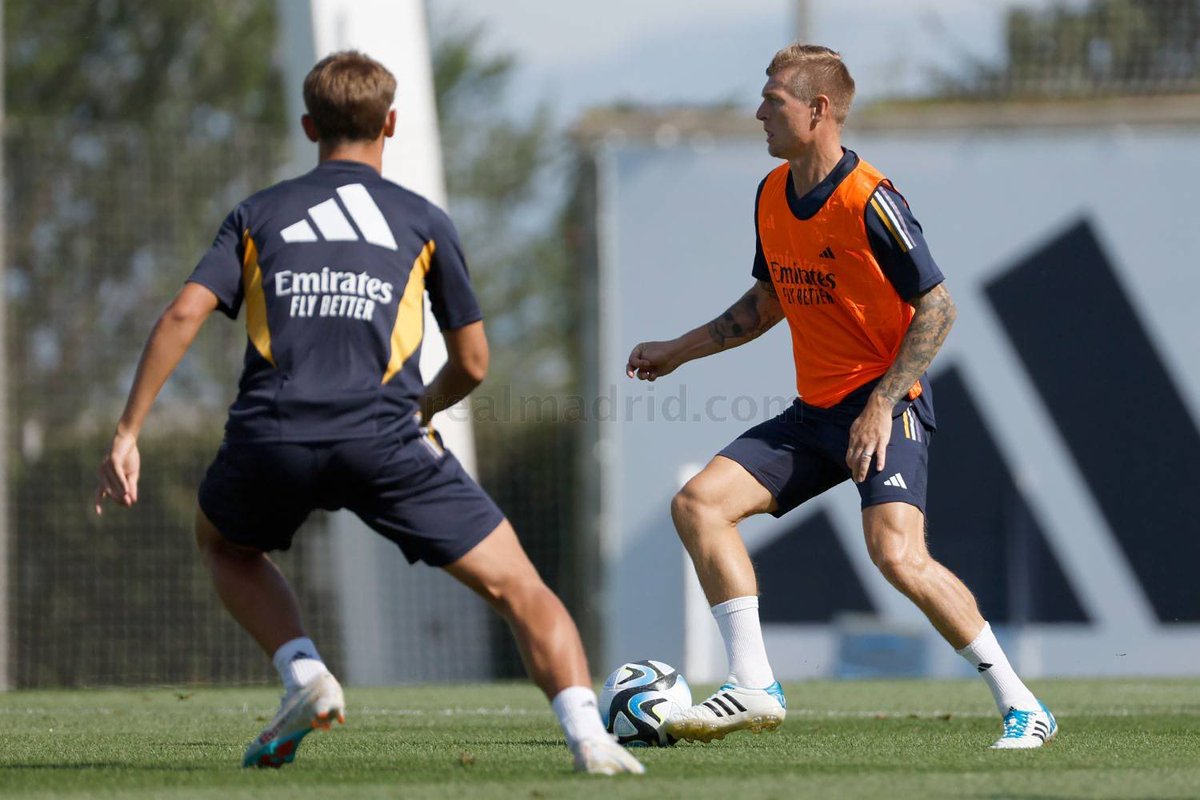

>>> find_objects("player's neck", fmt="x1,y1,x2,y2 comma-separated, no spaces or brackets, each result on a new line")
786,138,844,198
317,140,385,173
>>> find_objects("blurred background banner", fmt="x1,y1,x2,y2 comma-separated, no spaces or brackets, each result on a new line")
1,0,1198,688
578,108,1200,681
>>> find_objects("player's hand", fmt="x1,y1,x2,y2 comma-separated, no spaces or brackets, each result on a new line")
625,340,680,382
94,432,141,515
846,395,893,482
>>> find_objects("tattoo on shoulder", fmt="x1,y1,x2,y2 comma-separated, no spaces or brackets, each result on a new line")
759,279,778,298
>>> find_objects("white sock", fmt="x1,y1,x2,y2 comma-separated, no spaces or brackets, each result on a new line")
272,637,328,694
712,596,775,689
956,622,1039,713
551,686,608,750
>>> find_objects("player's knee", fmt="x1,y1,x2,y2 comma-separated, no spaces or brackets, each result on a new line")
671,481,717,534
482,571,551,621
869,542,926,590
670,490,696,544
194,514,260,565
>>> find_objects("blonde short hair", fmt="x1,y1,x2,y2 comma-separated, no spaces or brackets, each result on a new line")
303,50,397,143
766,44,856,125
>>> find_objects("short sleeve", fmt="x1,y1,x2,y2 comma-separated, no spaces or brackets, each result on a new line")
865,184,944,301
751,176,770,282
426,206,483,331
187,205,247,319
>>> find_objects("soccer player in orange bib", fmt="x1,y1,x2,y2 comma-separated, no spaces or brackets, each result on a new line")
626,44,1055,749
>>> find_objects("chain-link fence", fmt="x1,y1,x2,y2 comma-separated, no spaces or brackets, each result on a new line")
1,120,579,687
3,120,342,687
7,0,1199,688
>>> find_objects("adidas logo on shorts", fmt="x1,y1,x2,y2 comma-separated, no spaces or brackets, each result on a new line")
883,473,908,489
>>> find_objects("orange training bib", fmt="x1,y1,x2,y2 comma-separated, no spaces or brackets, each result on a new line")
757,158,920,407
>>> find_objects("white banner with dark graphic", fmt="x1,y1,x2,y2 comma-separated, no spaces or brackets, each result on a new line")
591,124,1200,680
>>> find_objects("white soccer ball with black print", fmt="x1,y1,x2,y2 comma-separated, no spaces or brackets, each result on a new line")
599,660,692,747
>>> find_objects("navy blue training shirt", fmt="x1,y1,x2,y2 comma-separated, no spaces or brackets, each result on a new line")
188,160,482,443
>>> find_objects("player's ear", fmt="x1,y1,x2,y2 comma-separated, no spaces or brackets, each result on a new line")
382,109,397,139
810,95,831,125
301,114,321,143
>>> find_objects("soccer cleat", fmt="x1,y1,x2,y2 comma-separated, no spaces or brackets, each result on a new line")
664,681,787,743
572,735,647,775
242,671,346,768
990,700,1057,749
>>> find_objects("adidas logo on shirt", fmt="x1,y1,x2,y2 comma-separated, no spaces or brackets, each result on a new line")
818,247,836,259
280,183,398,250
883,473,908,489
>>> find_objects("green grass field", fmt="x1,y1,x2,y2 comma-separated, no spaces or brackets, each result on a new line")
1,678,1197,799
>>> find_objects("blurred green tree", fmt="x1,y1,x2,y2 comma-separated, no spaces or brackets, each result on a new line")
4,0,287,438
2,1,581,685
947,0,1200,97
427,16,585,675
5,0,283,126
430,18,576,397
3,0,295,687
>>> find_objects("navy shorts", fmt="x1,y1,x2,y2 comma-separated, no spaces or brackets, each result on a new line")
198,429,505,566
719,396,933,517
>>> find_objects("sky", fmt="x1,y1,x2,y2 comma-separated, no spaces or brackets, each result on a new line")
431,0,1068,123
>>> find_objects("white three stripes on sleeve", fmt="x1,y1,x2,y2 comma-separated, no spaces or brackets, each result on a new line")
874,189,917,251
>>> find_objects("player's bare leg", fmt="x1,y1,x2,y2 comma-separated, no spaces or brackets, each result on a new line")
195,507,345,767
666,456,787,742
862,501,1056,748
444,519,588,696
671,456,775,605
195,507,305,653
445,520,643,775
861,502,983,647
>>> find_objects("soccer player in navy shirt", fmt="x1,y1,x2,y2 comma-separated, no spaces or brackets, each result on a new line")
94,51,642,776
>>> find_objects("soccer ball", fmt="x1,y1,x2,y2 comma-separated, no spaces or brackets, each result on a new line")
599,659,692,747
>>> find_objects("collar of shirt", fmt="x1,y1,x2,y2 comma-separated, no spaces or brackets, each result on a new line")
784,147,860,221
315,159,382,177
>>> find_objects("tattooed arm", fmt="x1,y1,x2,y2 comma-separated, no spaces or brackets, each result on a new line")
703,280,785,351
846,282,957,481
626,280,783,381
873,283,957,405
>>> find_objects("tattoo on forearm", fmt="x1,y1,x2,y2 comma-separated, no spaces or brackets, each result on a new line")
705,298,755,348
705,283,782,349
876,285,957,404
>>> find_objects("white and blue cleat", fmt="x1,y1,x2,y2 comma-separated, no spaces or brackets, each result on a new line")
665,681,787,743
243,672,346,768
991,700,1057,749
